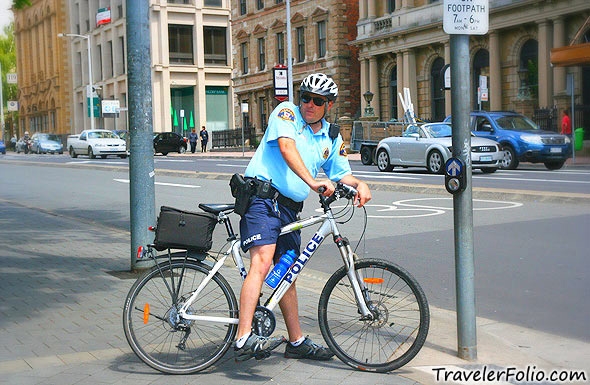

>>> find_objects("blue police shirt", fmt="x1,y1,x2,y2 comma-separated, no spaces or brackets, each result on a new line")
244,101,351,202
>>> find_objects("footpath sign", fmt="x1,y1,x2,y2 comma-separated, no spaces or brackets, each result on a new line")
443,0,489,35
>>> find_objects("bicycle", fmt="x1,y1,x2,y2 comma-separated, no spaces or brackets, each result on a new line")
123,183,429,374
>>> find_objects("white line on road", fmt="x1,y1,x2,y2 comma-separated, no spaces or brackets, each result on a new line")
113,179,200,188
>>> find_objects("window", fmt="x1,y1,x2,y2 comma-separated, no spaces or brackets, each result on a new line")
431,58,445,121
473,49,489,109
277,32,285,64
387,0,395,13
257,0,264,10
204,0,222,6
520,40,538,100
296,27,305,62
169,24,194,64
259,97,267,129
258,38,266,70
275,0,283,4
240,0,247,15
390,67,398,120
241,42,249,74
204,26,227,64
317,21,326,58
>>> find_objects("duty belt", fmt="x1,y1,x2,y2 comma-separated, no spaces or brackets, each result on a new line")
246,177,304,213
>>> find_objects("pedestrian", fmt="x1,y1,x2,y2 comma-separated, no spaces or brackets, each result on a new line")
200,126,209,152
232,73,372,362
188,128,198,153
561,109,572,136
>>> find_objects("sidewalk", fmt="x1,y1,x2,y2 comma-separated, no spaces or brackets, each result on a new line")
0,200,588,385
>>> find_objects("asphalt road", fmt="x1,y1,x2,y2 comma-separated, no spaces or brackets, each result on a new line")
1,160,589,343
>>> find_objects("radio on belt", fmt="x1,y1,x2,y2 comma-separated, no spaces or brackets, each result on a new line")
444,157,466,194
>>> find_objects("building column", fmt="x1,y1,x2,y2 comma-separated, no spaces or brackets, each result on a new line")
367,0,376,19
444,40,452,116
402,0,414,9
359,0,367,20
537,20,552,108
396,54,404,120
360,57,368,111
402,49,417,117
553,17,566,95
489,30,502,110
369,56,380,118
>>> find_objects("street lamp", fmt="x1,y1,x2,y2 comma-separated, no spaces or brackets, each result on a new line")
58,33,95,130
517,68,530,101
363,91,374,117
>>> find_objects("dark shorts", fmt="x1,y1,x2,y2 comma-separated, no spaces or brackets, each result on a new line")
240,197,301,262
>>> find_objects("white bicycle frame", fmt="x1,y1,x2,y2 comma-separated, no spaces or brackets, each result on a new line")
177,206,372,324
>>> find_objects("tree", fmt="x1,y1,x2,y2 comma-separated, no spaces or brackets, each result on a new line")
1,23,18,137
13,0,32,9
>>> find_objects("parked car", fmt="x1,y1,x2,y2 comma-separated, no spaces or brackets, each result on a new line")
30,133,64,154
67,129,127,159
112,130,130,155
375,122,502,174
444,111,572,170
0,140,5,154
153,132,187,155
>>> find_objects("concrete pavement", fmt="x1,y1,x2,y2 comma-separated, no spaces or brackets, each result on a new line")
1,152,589,384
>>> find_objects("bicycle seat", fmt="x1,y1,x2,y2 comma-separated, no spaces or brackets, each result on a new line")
199,203,235,214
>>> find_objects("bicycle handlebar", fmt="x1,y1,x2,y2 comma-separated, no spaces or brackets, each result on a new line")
321,183,358,207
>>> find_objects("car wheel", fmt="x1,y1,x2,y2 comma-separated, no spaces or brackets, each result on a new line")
481,168,497,174
376,149,394,172
179,145,186,154
120,154,128,159
500,146,518,169
360,147,373,165
69,146,78,158
88,147,96,159
37,147,41,154
544,160,565,170
101,155,107,159
427,150,444,174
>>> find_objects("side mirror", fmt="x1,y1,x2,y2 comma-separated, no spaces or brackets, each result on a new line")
481,123,493,132
410,133,420,140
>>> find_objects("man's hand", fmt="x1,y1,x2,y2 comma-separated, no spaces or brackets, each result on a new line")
310,180,335,197
339,176,371,207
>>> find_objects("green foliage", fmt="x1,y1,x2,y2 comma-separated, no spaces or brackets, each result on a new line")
13,0,32,10
0,23,17,101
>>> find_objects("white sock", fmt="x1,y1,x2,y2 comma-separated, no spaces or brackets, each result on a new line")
235,333,251,348
290,336,305,347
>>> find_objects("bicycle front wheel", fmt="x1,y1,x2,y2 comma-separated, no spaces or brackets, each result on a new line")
123,260,238,374
318,258,429,373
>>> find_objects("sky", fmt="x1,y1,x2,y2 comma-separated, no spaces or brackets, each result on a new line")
0,0,13,32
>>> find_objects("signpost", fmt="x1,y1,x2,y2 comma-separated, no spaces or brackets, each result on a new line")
443,0,489,362
273,64,289,102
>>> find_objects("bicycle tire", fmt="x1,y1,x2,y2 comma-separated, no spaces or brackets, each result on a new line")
318,258,429,373
123,260,238,374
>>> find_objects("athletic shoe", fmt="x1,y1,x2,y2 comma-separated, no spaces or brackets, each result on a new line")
234,333,285,362
284,337,334,360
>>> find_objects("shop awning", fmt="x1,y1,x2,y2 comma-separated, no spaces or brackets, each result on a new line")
550,42,590,67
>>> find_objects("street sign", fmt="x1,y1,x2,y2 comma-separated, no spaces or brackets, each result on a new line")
273,64,289,102
446,158,463,176
443,0,489,35
7,101,18,111
6,73,17,84
102,99,120,114
445,157,466,194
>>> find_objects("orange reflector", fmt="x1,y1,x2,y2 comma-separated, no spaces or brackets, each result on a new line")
363,277,384,284
143,303,150,324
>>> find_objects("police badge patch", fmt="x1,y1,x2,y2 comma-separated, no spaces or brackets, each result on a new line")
323,147,330,159
277,108,295,122
339,143,347,156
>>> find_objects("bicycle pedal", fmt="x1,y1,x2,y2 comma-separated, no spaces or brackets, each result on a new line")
254,350,272,360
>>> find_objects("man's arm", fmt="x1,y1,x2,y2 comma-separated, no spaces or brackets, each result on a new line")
277,137,335,197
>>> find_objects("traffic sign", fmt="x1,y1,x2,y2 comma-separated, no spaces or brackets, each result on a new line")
445,158,463,176
443,0,489,35
6,73,17,84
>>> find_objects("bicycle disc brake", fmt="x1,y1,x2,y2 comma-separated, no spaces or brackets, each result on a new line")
252,306,276,337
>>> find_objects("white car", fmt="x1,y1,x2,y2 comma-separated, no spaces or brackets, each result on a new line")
67,129,128,159
375,122,502,174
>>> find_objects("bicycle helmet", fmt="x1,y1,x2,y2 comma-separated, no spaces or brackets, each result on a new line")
300,73,338,101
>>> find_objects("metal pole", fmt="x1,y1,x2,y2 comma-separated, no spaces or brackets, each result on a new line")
286,0,293,102
0,62,5,142
127,0,156,270
450,34,477,361
570,74,575,164
86,35,95,131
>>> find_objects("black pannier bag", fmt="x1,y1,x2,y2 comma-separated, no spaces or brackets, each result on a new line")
154,206,217,252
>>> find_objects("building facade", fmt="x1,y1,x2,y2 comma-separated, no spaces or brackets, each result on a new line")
231,0,361,136
354,0,590,129
15,0,234,141
14,0,71,138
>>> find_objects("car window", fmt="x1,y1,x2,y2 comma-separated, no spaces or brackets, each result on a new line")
475,117,489,131
425,123,452,138
403,125,420,136
494,115,539,131
47,134,60,141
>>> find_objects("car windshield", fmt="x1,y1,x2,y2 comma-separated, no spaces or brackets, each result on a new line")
494,115,539,131
424,123,452,138
89,131,119,139
40,134,61,141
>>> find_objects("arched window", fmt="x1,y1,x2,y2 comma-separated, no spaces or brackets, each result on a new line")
473,49,489,110
390,67,398,120
520,39,538,100
431,58,445,121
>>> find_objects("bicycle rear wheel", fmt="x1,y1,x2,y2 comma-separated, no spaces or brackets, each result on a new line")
318,258,429,373
123,259,238,374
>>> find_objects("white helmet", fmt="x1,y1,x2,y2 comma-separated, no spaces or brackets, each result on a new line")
24,131,29,135
300,73,338,101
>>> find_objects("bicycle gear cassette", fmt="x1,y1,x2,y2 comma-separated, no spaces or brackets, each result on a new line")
252,306,276,337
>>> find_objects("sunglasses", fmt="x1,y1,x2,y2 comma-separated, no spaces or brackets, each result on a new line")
301,94,328,107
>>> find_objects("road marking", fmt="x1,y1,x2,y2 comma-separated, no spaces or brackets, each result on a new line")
113,179,200,188
472,175,590,184
67,160,128,165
